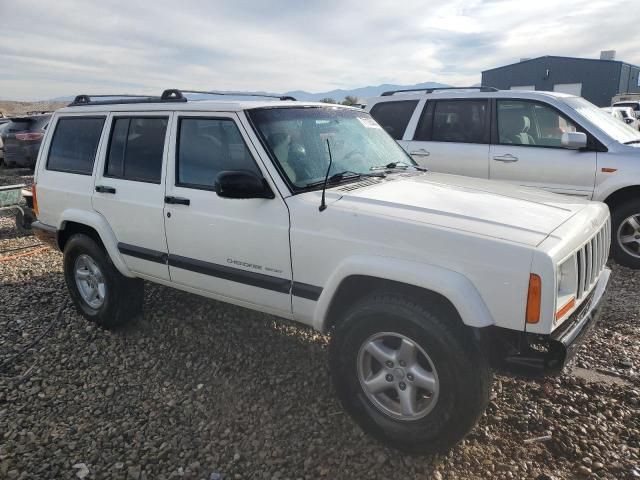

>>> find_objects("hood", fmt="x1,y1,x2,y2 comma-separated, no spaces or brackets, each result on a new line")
331,172,589,246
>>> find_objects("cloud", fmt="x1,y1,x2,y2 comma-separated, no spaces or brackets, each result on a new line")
0,0,637,99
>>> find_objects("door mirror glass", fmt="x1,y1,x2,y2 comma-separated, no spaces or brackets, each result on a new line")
215,171,274,199
624,117,634,125
561,131,587,150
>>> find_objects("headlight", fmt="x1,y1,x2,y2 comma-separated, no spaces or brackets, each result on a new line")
556,255,578,323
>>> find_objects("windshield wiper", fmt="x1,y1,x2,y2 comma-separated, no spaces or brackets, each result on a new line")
370,161,427,171
624,140,640,145
306,170,385,188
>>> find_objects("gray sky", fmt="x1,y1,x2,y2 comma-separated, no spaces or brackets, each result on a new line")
1,0,638,100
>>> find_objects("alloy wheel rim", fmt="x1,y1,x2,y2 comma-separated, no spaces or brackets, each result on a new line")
357,332,439,421
617,213,640,259
74,254,106,309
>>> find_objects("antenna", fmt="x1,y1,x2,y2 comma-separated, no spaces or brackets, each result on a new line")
319,139,333,212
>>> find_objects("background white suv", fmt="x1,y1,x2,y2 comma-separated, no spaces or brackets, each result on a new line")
367,87,640,268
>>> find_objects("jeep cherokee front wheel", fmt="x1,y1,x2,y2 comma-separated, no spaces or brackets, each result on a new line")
329,292,491,453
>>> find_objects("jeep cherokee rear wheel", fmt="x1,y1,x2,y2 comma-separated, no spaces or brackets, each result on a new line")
329,292,491,453
63,233,143,328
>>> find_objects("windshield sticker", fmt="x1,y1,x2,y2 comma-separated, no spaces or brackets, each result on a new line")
357,116,382,129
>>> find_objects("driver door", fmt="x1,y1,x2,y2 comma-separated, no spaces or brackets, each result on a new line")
163,112,292,316
489,99,597,198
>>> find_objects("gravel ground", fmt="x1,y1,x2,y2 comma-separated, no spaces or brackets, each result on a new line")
0,167,638,479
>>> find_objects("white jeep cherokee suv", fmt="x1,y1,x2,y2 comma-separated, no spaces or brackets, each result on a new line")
31,89,610,453
367,87,640,268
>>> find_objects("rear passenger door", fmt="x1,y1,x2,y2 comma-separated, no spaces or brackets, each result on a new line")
404,99,491,179
93,113,172,280
163,113,292,316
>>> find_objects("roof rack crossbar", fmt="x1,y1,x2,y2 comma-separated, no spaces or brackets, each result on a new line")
175,89,296,101
381,86,499,96
69,92,188,107
67,89,296,107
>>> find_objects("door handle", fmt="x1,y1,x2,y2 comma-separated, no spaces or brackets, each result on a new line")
164,195,190,206
410,149,430,157
493,154,519,163
95,185,116,194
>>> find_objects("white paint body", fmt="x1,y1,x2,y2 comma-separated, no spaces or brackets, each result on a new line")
367,90,640,203
34,99,610,340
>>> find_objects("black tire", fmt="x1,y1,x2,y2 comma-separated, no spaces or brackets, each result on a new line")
14,208,34,234
329,292,491,453
611,199,640,269
63,233,144,328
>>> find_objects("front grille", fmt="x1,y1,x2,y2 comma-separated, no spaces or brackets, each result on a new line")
576,219,610,300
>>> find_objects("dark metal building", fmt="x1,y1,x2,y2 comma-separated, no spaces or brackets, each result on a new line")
481,55,640,107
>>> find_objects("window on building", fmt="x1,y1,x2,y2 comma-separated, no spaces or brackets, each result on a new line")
47,117,105,174
105,117,168,183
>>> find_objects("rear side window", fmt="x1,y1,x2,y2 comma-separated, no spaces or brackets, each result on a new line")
105,117,168,183
431,100,489,143
177,118,260,189
423,100,488,144
369,100,418,139
47,117,105,174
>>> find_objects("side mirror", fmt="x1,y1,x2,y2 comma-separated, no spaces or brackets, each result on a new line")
215,170,274,199
624,117,634,125
561,131,587,150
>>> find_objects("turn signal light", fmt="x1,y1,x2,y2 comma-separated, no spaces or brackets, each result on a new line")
556,297,576,321
526,274,542,324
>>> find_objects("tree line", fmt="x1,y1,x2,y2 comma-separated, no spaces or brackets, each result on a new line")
319,95,360,106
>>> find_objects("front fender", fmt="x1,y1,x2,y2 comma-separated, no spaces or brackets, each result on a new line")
58,208,133,277
313,255,494,331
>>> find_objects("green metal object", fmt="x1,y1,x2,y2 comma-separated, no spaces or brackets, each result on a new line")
0,184,25,208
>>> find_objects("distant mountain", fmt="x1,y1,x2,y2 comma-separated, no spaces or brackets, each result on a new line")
48,82,450,104
282,82,450,102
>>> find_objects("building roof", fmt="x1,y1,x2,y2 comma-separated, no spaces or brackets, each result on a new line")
482,55,640,74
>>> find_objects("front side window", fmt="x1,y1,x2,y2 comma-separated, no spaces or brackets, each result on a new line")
248,107,416,190
177,118,260,189
497,100,577,147
47,117,105,174
105,117,168,183
369,100,418,140
430,100,488,144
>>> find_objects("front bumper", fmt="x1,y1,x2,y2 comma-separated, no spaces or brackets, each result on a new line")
488,268,610,377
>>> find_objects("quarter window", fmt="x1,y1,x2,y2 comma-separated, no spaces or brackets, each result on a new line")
47,117,105,174
369,100,418,140
105,117,168,183
429,100,488,144
177,118,260,189
497,100,577,148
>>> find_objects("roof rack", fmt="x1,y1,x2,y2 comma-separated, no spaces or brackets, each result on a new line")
176,89,297,101
68,89,296,107
69,91,187,107
381,86,499,96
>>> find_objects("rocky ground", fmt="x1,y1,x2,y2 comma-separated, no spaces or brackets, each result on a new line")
0,166,638,479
